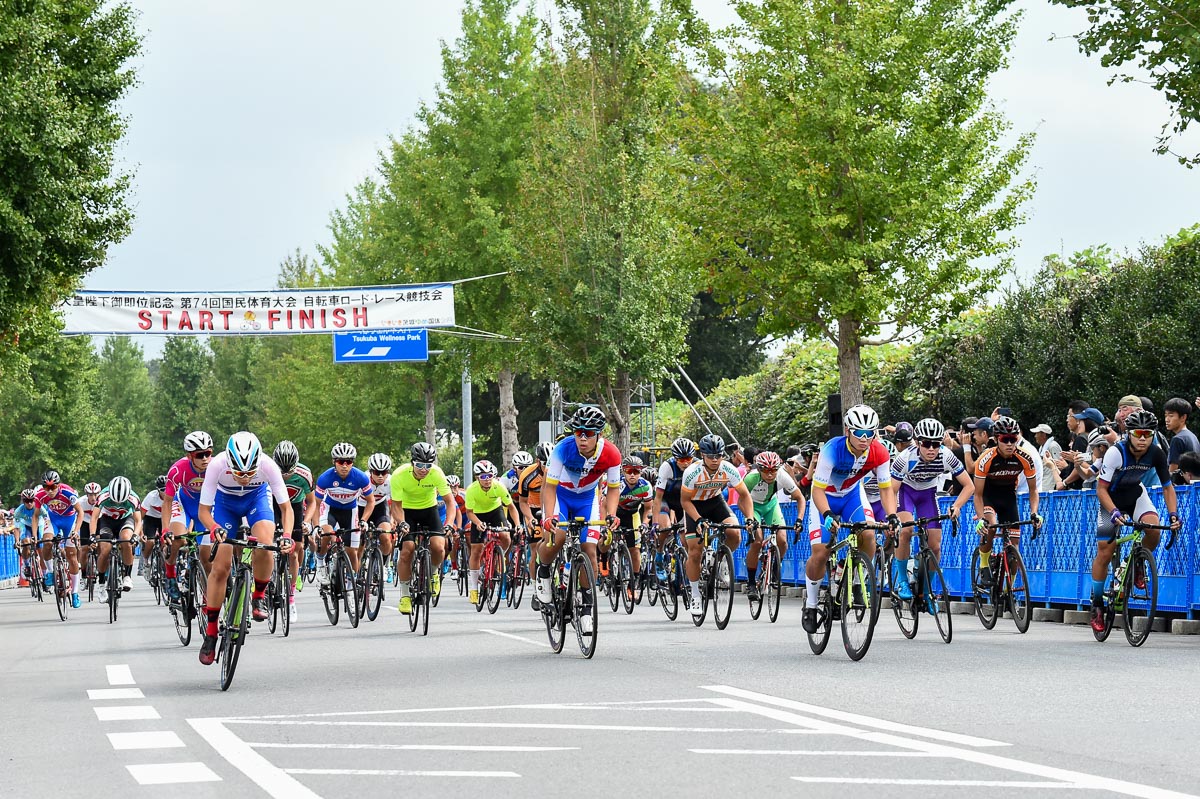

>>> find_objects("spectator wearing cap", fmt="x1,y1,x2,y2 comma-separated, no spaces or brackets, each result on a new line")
1114,394,1143,433
958,416,994,474
892,422,914,456
1031,424,1063,493
1163,397,1199,481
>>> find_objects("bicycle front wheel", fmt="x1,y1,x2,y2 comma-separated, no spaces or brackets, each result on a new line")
713,547,735,630
807,561,833,655
54,562,68,621
924,552,952,644
1005,545,1031,634
108,566,120,624
267,563,280,635
618,545,634,615
892,555,918,640
1123,547,1157,647
280,557,293,638
570,552,598,659
219,573,250,691
365,550,384,622
340,552,360,629
766,554,783,623
971,547,998,630
485,551,504,614
840,548,878,661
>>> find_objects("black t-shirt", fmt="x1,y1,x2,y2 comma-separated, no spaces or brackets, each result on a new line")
1060,432,1089,489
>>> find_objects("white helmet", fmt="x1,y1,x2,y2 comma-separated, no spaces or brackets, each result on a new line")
368,452,393,473
227,431,262,473
107,476,132,504
331,442,357,461
843,404,879,432
473,459,497,477
913,418,945,441
184,430,213,453
511,450,534,470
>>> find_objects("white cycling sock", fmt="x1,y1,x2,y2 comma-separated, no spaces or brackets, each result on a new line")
805,574,820,608
70,572,79,592
399,580,410,598
469,570,480,591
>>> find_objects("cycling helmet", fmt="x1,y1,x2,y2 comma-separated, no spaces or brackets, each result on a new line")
368,452,393,472
535,441,552,463
331,442,357,461
893,422,914,442
446,474,462,489
227,431,263,472
698,434,726,457
641,467,657,483
273,440,299,472
473,459,497,477
568,405,606,431
42,470,60,487
1125,409,1158,431
755,451,783,470
800,443,819,458
20,488,36,502
410,442,437,464
913,418,945,441
622,454,644,468
184,430,213,453
992,416,1021,436
671,437,697,459
84,481,102,495
107,476,132,504
512,450,534,470
154,475,167,491
843,404,879,431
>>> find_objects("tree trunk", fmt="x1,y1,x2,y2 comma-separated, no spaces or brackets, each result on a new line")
607,370,633,455
424,369,437,447
497,367,519,465
836,315,864,409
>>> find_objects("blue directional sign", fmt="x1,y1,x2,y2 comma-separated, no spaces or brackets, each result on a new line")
333,329,428,363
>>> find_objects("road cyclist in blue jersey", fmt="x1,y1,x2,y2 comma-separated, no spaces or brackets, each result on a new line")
314,442,376,584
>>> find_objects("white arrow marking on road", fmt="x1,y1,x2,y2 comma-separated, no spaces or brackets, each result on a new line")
188,718,320,799
341,346,390,358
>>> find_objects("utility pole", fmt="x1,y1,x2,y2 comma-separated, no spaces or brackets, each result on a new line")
461,357,473,486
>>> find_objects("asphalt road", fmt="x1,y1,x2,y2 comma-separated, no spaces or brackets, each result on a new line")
2,572,1198,799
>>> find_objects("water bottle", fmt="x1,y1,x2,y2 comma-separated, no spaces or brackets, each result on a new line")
833,561,844,587
907,559,917,586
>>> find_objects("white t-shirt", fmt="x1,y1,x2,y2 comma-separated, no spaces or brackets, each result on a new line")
140,489,164,519
199,452,290,505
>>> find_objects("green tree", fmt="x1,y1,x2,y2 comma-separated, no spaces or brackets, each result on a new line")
193,337,266,439
150,337,212,454
667,0,1034,408
679,291,767,395
0,0,140,356
92,336,156,486
1050,0,1200,165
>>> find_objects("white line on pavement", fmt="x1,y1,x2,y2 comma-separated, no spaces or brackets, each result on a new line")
285,769,521,778
95,706,160,721
88,688,144,700
108,731,186,750
690,749,938,757
230,697,715,721
250,743,578,752
792,777,1084,788
702,685,1009,748
479,628,546,647
106,665,135,685
125,763,222,785
225,720,787,733
188,718,321,799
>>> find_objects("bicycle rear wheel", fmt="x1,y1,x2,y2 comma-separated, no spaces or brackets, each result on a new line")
1123,547,1157,647
340,552,360,628
892,555,918,640
840,548,878,661
924,552,952,644
219,572,250,691
807,561,834,655
713,547,735,630
766,555,782,623
1005,545,1031,634
365,550,384,621
570,552,598,658
971,547,998,630
280,557,293,638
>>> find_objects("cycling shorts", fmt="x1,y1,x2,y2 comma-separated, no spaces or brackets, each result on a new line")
402,505,444,544
208,485,274,543
143,516,163,541
96,514,135,541
555,484,601,544
360,502,390,529
274,500,306,537
899,485,941,529
1096,485,1157,542
685,496,734,537
470,507,507,545
980,490,1020,532
323,506,360,547
807,484,872,545
170,493,202,529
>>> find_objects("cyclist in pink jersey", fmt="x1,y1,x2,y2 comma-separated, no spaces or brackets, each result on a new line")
162,431,215,594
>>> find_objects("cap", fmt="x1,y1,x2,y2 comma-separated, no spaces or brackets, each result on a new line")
969,418,994,431
1031,424,1053,435
1073,408,1105,425
1117,394,1142,409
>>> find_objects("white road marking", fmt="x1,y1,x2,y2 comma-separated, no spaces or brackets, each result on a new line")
285,769,520,778
226,720,787,733
702,684,1008,747
189,718,321,799
232,697,715,720
250,743,577,752
691,749,937,757
106,664,135,685
479,628,546,647
712,695,1200,799
94,706,160,721
88,688,144,700
108,731,186,750
792,777,1084,788
125,762,222,785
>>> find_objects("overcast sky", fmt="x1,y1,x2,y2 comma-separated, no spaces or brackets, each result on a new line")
91,1,1197,331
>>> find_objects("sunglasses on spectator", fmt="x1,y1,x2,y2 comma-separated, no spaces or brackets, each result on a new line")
1128,429,1155,440
370,469,390,477
413,461,434,470
573,429,599,439
334,459,354,466
191,450,213,459
918,439,941,449
997,434,1019,445
231,469,257,479
849,429,876,440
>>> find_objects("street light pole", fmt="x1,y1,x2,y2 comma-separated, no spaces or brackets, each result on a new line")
462,357,472,487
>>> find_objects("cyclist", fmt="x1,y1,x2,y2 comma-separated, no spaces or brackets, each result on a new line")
890,418,973,601
517,442,550,584
972,416,1043,588
610,455,654,590
680,433,756,619
314,442,375,583
31,471,81,594
13,489,47,586
445,474,467,577
361,451,397,583
802,404,898,634
742,450,805,601
196,432,294,665
272,440,317,621
1090,409,1180,630
90,476,143,602
653,437,696,579
503,451,533,494
389,442,458,614
139,475,166,578
163,431,216,587
535,405,623,633
464,459,520,606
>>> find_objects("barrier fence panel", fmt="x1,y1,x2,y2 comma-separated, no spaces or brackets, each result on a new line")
728,485,1198,616
1,534,19,581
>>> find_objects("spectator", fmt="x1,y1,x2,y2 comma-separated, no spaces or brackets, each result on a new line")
1060,402,1093,489
726,442,749,505
1031,423,1063,493
1074,429,1111,489
892,422,914,456
1177,451,1200,483
1163,397,1198,480
958,416,993,475
1114,394,1142,433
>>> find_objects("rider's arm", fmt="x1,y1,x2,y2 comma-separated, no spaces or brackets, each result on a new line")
89,505,100,538
972,474,987,519
389,498,405,528
441,492,460,530
680,486,699,523
732,480,754,520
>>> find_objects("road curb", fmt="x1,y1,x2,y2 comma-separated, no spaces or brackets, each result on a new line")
1063,610,1090,625
1033,608,1063,622
1171,619,1200,635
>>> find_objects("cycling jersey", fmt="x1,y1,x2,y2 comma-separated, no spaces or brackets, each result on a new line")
617,477,653,512
681,460,745,501
501,468,520,494
314,466,374,509
33,485,79,519
164,456,207,522
77,494,99,516
892,446,965,491
518,464,545,508
389,464,450,510
973,446,1037,494
863,438,897,501
656,459,688,502
811,438,893,498
464,480,513,515
282,463,315,504
13,503,45,537
199,453,290,504
743,468,798,520
545,437,622,495
140,489,164,520
1098,440,1169,506
359,476,392,508
96,490,140,520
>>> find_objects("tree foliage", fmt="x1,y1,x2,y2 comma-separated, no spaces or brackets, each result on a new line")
92,336,155,485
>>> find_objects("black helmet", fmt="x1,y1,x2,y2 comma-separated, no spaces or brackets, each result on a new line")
671,438,696,459
273,440,299,472
993,416,1020,436
568,405,607,431
42,470,60,487
698,434,726,456
1125,409,1158,432
411,442,437,464
154,475,167,491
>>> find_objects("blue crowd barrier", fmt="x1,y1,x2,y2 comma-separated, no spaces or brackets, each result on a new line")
1,533,19,581
729,485,1199,615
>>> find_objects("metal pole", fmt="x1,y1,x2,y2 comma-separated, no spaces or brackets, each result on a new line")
667,375,713,435
462,362,473,487
676,362,737,445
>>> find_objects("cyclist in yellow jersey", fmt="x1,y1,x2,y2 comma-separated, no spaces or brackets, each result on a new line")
463,460,521,605
388,442,459,614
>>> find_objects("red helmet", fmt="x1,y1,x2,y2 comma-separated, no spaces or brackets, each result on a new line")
755,451,783,470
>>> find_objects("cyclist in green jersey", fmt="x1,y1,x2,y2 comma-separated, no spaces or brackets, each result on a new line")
388,442,459,614
90,476,144,601
272,441,318,620
742,451,804,601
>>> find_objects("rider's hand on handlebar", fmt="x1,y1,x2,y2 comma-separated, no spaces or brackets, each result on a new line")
209,526,226,544
947,505,960,520
1031,512,1044,531
1169,512,1182,531
1109,508,1127,527
279,537,295,553
820,512,840,537
886,513,901,532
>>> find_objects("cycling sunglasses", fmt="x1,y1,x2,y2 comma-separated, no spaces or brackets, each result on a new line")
413,461,434,470
231,468,257,479
334,458,355,466
622,467,642,476
1128,429,1155,440
997,434,1020,445
917,439,941,449
849,428,876,439
573,429,599,439
191,450,213,459
21,498,34,505
369,469,390,477
477,472,494,480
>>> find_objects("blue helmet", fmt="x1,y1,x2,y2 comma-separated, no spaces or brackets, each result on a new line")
226,431,262,473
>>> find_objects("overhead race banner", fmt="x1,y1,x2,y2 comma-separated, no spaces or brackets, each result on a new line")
59,284,455,335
